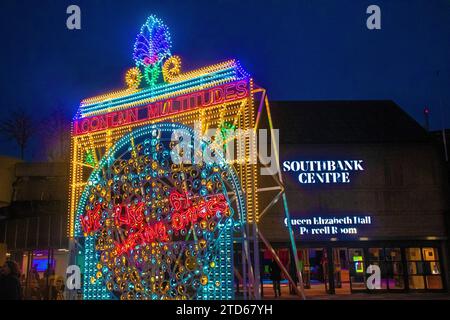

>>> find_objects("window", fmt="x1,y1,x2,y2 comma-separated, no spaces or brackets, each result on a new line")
406,248,425,289
367,248,387,290
406,247,442,290
422,248,443,289
385,248,404,290
367,247,403,290
349,248,366,290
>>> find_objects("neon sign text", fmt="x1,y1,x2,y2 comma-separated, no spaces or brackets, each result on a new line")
170,191,229,231
73,80,249,135
114,202,145,228
283,160,364,184
109,192,229,255
80,205,102,234
114,221,169,256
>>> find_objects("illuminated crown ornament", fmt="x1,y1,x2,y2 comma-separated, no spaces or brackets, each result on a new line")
133,15,172,67
128,15,176,88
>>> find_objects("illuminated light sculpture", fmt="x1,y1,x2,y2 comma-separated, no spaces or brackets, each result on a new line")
69,14,305,300
75,124,243,300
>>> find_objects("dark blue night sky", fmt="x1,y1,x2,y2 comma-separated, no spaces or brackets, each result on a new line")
0,0,449,160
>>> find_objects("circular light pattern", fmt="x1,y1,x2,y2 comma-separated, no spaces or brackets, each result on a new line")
125,67,142,89
162,55,182,83
76,123,245,300
133,15,172,68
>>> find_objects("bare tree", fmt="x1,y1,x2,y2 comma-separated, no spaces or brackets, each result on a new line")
39,106,71,162
0,109,35,159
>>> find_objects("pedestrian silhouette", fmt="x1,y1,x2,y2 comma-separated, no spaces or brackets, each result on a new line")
0,260,23,300
269,259,282,297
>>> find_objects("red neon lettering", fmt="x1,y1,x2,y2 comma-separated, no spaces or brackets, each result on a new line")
82,192,229,254
114,203,145,228
224,84,237,100
80,204,102,234
81,119,90,133
114,221,169,256
116,111,126,126
200,90,213,107
148,103,161,118
90,117,99,131
212,88,224,104
169,191,229,231
73,81,250,135
235,80,248,98
127,108,138,122
162,100,172,115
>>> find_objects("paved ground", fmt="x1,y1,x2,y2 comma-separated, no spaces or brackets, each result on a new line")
259,284,450,300
306,293,450,300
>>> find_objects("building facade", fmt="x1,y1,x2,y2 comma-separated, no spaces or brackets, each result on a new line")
1,100,448,298
0,162,69,299
258,101,450,295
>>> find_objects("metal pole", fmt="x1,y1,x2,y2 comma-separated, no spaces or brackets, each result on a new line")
3,221,7,243
36,217,40,249
46,248,51,299
252,222,261,299
66,238,78,300
242,238,247,299
244,221,256,298
14,221,18,250
326,247,335,294
281,193,306,299
264,95,306,299
437,70,448,162
25,251,32,299
234,268,243,295
24,218,29,251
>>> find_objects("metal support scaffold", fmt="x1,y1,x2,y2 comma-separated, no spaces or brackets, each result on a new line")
244,86,306,300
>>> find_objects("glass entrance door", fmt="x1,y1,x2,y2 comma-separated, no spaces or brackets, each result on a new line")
333,248,351,294
307,248,328,294
301,245,444,296
304,247,362,295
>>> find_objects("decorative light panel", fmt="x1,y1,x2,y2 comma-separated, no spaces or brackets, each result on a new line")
69,15,260,300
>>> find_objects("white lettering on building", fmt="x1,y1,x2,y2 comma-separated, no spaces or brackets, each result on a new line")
282,160,364,184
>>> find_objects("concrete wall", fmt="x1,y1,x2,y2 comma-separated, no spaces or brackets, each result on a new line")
13,162,68,201
0,161,69,250
258,142,449,242
0,156,21,207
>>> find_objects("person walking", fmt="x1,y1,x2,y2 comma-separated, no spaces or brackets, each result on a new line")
269,259,282,298
29,265,42,300
0,260,23,300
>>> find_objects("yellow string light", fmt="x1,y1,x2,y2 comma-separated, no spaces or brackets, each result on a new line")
125,67,143,89
162,55,182,83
